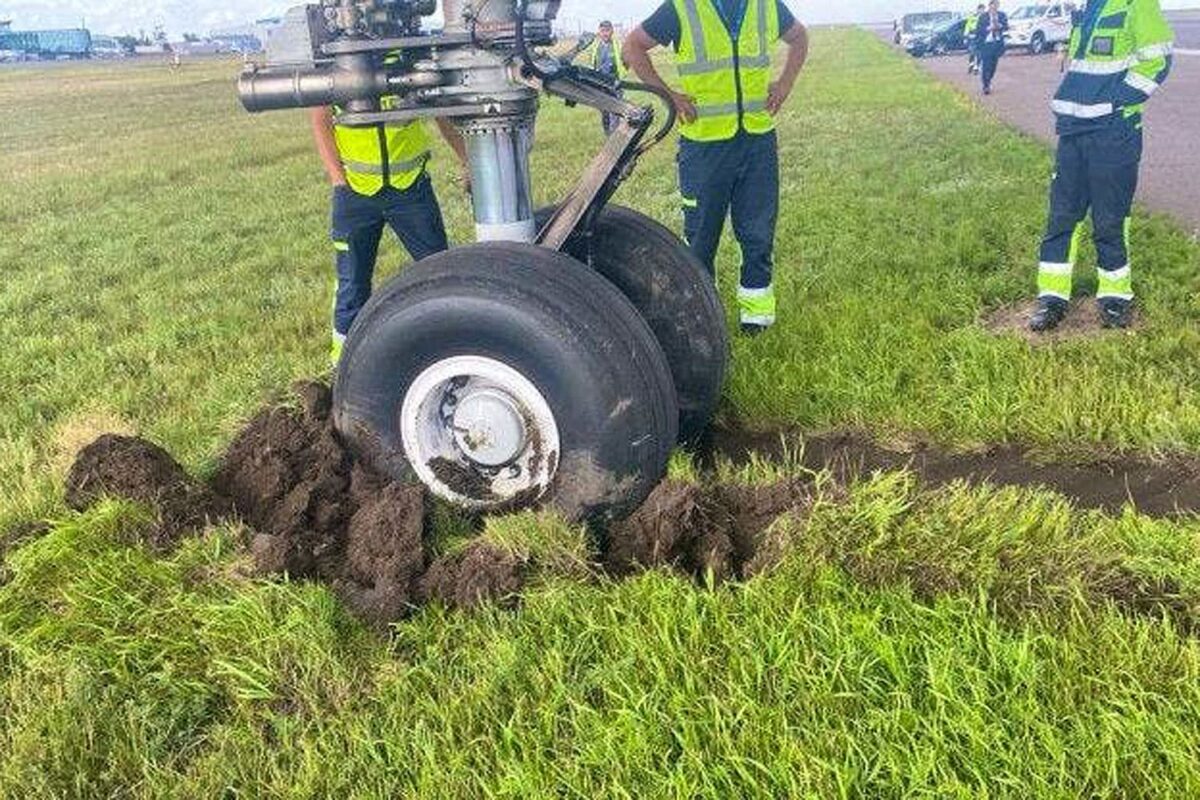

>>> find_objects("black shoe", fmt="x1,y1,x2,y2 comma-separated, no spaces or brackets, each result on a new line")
1029,298,1068,333
740,322,770,337
1098,298,1134,329
983,85,992,95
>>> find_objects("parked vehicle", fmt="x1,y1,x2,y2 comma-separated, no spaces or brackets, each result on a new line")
906,18,970,57
893,11,959,47
1006,3,1074,55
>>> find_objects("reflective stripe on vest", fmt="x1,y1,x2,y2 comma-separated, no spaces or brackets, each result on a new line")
673,0,779,142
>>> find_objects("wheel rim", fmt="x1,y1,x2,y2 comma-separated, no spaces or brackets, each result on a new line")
400,356,561,509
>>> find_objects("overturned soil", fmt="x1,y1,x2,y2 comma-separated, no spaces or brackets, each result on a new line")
43,378,1200,626
211,381,524,622
604,478,821,582
65,434,231,551
704,424,1200,518
981,298,1139,344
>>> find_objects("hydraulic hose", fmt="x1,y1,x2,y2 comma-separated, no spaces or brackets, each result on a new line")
619,80,678,153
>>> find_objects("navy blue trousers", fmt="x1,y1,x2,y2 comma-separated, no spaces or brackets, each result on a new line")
980,43,1003,90
677,129,779,292
330,174,448,336
1039,124,1142,270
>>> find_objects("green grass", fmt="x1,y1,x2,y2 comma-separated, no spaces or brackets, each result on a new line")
6,29,1200,797
5,487,1200,798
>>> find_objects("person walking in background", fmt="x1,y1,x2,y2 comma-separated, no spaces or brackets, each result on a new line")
1029,0,1174,332
579,21,627,135
975,0,1009,94
622,0,809,336
965,4,985,74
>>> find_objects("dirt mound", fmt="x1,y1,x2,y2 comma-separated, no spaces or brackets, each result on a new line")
57,381,485,625
418,541,524,610
64,434,229,550
981,298,1138,344
210,381,449,623
705,424,1200,518
605,478,819,582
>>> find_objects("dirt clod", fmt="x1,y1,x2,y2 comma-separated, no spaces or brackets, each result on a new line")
209,396,436,624
605,479,817,583
64,434,229,551
418,541,524,610
293,380,332,423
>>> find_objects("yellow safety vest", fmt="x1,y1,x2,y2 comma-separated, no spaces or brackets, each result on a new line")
673,0,779,142
581,36,627,79
333,95,431,197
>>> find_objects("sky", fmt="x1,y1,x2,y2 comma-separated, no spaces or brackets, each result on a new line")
0,0,1194,36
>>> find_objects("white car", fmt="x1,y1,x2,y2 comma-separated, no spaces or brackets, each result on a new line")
1006,3,1074,55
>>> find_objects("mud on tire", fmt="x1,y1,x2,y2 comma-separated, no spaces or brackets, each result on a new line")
333,242,678,523
538,205,729,443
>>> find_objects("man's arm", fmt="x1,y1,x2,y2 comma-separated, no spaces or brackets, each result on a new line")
434,118,472,193
1117,0,1174,105
767,21,809,115
310,106,347,186
622,26,698,124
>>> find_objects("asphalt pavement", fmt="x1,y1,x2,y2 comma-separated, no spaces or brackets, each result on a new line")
892,11,1200,235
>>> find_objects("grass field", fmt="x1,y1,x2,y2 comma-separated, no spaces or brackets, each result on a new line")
5,28,1200,797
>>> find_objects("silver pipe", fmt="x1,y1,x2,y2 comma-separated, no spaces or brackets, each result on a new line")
238,53,387,113
464,121,536,242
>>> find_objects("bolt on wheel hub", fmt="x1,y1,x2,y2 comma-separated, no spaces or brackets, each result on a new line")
401,356,560,509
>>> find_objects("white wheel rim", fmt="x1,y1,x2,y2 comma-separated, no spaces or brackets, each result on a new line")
400,356,561,509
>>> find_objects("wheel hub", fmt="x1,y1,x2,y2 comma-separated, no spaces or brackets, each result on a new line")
400,356,560,509
451,388,528,467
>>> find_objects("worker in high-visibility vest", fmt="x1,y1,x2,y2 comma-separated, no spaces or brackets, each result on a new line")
964,4,985,74
310,102,468,362
579,21,628,134
1029,0,1174,332
623,0,809,336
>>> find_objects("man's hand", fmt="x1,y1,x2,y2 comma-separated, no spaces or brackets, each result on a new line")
767,80,793,115
670,90,699,124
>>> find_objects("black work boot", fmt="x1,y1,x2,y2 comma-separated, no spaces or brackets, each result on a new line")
740,322,770,337
1098,298,1134,329
1028,298,1068,333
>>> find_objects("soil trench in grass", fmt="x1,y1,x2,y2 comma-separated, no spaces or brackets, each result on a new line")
44,379,1200,625
703,423,1200,518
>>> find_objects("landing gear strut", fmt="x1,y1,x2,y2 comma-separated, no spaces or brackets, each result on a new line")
239,0,727,520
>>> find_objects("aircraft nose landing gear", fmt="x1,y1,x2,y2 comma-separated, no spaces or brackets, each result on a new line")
239,0,728,520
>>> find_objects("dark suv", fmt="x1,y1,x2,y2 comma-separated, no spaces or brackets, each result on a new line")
906,18,969,57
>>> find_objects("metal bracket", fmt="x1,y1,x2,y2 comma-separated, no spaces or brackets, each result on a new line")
530,75,655,251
